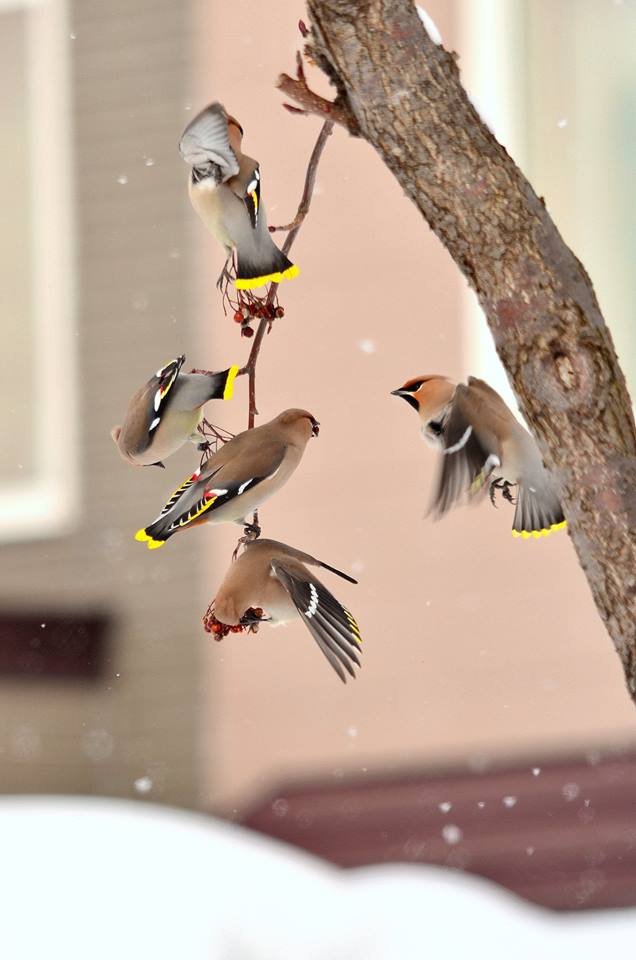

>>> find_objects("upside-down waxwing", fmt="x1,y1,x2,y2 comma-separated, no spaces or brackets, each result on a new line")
135,409,319,548
111,355,239,468
179,101,299,290
213,539,362,682
391,375,566,539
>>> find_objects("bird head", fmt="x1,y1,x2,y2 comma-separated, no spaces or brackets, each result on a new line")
276,409,320,443
226,115,244,152
391,375,455,419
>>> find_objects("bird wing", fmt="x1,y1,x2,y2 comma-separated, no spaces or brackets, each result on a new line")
121,355,185,456
431,382,503,516
145,437,288,535
229,161,261,230
271,559,362,683
257,540,358,584
179,102,239,181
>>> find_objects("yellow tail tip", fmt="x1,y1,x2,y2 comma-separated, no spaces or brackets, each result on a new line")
135,528,165,549
512,520,567,540
235,264,299,290
223,365,240,400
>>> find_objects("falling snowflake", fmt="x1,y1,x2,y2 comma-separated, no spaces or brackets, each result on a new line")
438,801,452,813
562,782,580,802
134,776,153,794
441,824,462,845
502,795,517,808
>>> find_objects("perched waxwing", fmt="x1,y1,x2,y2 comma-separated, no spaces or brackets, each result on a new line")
135,409,319,549
179,101,299,290
111,355,239,468
391,375,567,539
212,539,362,682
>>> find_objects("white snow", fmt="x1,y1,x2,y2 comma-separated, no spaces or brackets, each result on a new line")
416,6,443,45
0,798,635,958
502,795,517,808
441,824,463,845
438,801,453,814
532,767,541,776
116,174,128,185
562,782,581,802
557,118,568,129
358,339,376,354
134,776,153,794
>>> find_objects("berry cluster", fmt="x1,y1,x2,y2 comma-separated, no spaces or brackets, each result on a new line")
202,605,265,640
233,300,285,338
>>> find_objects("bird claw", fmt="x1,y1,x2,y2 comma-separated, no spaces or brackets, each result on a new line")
243,522,261,540
216,260,234,291
488,478,502,508
502,481,517,505
488,478,517,507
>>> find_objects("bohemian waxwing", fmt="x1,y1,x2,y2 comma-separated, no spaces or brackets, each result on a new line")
111,355,239,468
213,539,362,682
391,375,566,539
179,101,299,290
135,409,319,549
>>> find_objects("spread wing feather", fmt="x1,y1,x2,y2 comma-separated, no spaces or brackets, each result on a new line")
271,560,362,683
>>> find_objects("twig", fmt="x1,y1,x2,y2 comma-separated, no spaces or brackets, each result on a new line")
277,74,357,132
238,117,334,420
231,117,333,535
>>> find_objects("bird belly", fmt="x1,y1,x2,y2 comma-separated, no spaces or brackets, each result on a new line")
207,453,301,525
260,579,298,625
137,409,200,465
189,182,235,251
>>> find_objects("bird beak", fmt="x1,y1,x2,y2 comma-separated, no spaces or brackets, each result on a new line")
310,419,320,437
391,388,408,397
150,461,166,469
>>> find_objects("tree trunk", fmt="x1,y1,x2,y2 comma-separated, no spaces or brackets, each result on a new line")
299,0,636,700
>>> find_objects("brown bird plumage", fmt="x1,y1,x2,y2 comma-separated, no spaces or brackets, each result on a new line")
392,374,566,538
135,409,319,548
179,102,298,290
112,355,238,468
213,539,362,682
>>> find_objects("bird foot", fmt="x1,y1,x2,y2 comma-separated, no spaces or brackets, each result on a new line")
243,522,261,541
489,478,517,507
489,478,503,508
216,259,234,292
502,481,517,505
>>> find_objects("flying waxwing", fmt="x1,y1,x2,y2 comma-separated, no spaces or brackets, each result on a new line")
135,409,319,548
213,539,362,682
111,355,239,468
179,101,299,290
391,375,567,539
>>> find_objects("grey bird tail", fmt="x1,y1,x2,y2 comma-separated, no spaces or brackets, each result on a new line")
235,244,298,290
512,482,566,540
134,515,178,549
209,365,239,401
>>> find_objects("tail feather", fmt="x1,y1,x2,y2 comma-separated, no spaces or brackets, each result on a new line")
235,246,299,290
209,365,239,401
512,484,566,540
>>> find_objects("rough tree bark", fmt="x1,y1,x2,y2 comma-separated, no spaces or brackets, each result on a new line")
280,0,636,701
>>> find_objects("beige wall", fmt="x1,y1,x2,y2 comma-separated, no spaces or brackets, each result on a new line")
194,0,636,811
0,0,205,807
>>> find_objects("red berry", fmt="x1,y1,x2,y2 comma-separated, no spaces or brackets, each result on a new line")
242,326,254,338
233,311,243,323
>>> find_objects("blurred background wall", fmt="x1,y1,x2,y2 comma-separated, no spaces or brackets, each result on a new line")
0,0,634,815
